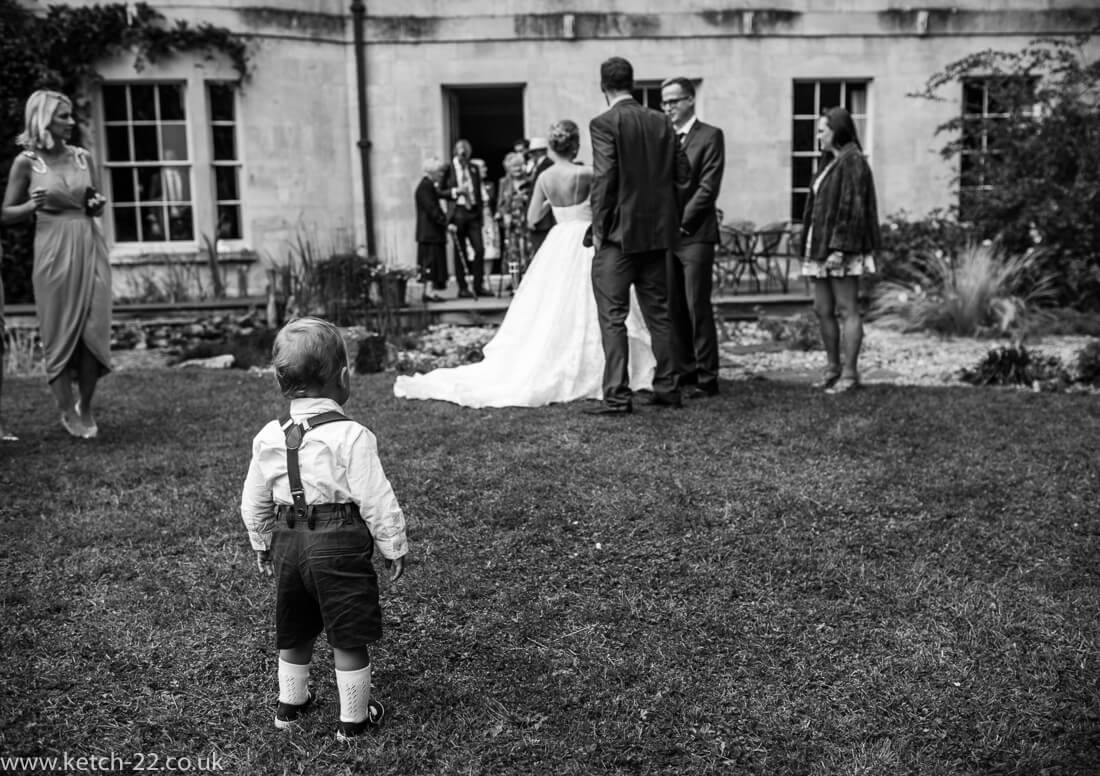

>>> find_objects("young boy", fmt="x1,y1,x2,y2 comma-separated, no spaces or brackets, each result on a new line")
240,316,409,740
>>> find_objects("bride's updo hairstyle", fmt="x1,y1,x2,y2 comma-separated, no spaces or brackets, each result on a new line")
547,120,580,160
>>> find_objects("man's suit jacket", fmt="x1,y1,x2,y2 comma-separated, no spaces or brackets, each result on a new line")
415,176,449,244
590,98,689,254
442,158,483,220
529,155,555,234
677,120,725,245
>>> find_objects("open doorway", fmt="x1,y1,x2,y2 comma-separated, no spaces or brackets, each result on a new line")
444,85,525,186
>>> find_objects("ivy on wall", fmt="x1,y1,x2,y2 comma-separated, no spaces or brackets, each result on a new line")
0,1,250,303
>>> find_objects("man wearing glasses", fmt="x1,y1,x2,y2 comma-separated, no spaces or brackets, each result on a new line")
661,77,726,399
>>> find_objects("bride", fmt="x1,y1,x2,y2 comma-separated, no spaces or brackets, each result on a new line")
393,119,655,407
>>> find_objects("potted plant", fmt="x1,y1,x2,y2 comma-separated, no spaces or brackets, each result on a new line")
356,259,415,373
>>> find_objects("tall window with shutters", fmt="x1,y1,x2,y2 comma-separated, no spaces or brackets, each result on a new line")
790,80,870,220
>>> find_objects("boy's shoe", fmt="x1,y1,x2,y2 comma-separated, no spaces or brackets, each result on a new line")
335,699,386,741
274,690,315,730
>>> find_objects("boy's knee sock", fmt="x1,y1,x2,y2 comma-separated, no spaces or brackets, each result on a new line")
335,664,372,723
278,658,311,705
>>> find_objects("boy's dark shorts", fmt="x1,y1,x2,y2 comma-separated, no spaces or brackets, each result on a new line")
270,505,381,650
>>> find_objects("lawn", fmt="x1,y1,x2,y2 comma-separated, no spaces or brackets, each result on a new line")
1,369,1098,775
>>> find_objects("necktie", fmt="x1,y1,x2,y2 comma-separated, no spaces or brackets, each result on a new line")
677,132,686,148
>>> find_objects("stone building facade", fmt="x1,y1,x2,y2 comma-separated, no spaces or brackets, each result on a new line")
24,0,1100,294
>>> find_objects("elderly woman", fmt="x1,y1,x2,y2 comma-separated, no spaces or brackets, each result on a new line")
496,151,532,287
2,89,110,437
801,106,881,394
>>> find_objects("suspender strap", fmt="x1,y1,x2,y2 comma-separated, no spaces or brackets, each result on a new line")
279,411,351,528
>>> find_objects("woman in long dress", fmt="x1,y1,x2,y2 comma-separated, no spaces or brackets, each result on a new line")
394,120,654,408
2,90,111,438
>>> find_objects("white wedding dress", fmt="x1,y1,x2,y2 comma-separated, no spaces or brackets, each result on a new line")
393,200,656,407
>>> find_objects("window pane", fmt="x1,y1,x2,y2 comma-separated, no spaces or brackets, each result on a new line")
792,156,815,189
960,152,976,186
113,206,138,242
131,85,156,121
209,83,235,122
110,168,135,202
133,125,159,161
162,125,188,160
212,126,236,161
792,119,816,152
137,168,160,202
168,207,193,241
793,82,816,116
819,82,841,111
156,167,189,203
103,85,128,122
215,166,238,200
963,81,985,116
791,191,808,222
846,83,868,115
217,204,241,239
159,84,185,120
141,207,165,240
105,126,130,162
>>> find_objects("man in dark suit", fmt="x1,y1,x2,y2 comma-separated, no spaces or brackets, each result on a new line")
526,136,555,255
587,56,690,415
414,157,449,302
442,138,492,298
662,76,726,398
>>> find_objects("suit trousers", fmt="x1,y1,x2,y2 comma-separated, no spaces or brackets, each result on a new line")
451,207,485,289
592,244,677,405
667,241,720,388
417,242,448,290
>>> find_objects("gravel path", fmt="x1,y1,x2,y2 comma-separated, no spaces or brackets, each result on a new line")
108,321,1096,389
719,322,1096,387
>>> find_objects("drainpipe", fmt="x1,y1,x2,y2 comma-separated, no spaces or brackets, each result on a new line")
350,0,375,256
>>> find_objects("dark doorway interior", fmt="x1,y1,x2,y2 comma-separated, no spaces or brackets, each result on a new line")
445,85,525,190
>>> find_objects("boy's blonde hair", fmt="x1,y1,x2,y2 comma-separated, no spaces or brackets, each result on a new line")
17,90,71,151
272,317,348,397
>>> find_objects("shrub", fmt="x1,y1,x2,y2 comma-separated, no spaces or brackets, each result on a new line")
913,37,1100,310
875,210,975,291
1076,340,1100,386
174,327,275,370
868,242,1058,337
959,345,1070,388
753,308,821,351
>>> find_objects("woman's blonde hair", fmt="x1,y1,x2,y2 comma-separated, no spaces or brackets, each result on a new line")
17,90,71,151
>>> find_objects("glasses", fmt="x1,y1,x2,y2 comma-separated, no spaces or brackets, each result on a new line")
661,96,690,108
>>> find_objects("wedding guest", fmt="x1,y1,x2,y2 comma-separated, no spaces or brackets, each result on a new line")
661,76,725,399
2,89,110,438
526,137,555,254
471,158,501,277
800,106,881,393
394,119,655,408
496,151,531,289
442,139,491,298
414,157,448,302
241,316,408,740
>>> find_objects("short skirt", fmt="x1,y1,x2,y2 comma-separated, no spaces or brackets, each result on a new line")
801,253,877,278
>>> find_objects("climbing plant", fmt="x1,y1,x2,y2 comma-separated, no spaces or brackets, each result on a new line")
0,1,250,303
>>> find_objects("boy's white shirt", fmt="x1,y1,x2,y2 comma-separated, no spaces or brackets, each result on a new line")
240,397,409,559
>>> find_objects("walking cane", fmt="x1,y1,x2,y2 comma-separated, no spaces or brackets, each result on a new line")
449,227,475,302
